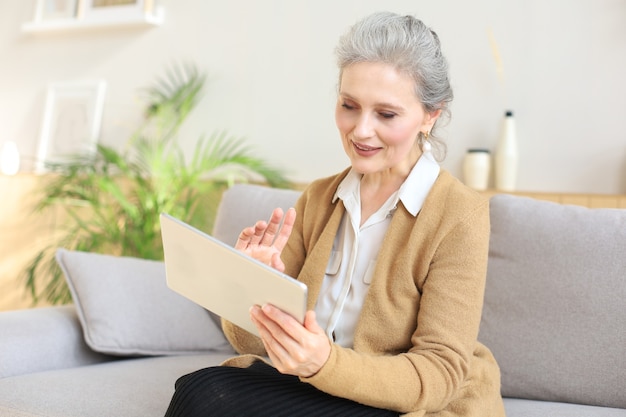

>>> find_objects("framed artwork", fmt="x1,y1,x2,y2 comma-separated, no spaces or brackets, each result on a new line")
36,80,107,173
33,0,79,21
78,0,154,22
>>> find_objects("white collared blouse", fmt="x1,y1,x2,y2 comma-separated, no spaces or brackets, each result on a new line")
314,151,441,347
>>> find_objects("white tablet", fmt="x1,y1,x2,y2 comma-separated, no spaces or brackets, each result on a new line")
160,213,307,337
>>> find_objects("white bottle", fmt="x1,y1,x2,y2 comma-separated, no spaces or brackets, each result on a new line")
495,110,518,191
462,149,491,191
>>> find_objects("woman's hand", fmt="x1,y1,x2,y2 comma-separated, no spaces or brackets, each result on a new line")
234,207,296,272
250,304,331,378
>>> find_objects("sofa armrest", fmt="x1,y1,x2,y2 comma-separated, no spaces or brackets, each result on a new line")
0,305,115,378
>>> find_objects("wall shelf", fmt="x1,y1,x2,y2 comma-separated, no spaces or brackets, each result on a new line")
21,6,164,34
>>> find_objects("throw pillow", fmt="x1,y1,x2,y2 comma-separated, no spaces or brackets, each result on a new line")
56,249,233,356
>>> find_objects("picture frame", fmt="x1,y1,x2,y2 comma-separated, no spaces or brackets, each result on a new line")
33,0,79,22
78,0,154,22
36,80,107,173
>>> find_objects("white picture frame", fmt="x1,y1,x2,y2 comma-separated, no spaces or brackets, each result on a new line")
36,80,106,173
33,0,79,22
78,0,154,22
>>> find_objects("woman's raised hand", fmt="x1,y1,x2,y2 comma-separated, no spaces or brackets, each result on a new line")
234,207,296,272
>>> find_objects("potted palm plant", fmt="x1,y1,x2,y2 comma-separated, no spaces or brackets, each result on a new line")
23,63,290,305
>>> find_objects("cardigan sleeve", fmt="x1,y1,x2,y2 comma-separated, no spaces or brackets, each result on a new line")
221,318,266,356
301,197,491,413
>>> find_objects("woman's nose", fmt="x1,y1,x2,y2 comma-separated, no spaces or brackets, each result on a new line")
353,114,375,139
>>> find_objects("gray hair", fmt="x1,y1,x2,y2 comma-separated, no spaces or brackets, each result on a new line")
335,12,453,158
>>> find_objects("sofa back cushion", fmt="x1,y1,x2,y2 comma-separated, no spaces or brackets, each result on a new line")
479,194,626,408
212,184,302,245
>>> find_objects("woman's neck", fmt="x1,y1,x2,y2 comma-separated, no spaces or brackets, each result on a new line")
357,144,422,226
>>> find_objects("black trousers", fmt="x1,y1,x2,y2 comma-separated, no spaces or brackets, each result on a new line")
164,362,399,417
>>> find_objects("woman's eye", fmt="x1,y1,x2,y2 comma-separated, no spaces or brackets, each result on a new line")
379,112,396,119
341,103,355,110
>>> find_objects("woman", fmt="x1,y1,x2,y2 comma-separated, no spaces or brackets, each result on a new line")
165,11,505,417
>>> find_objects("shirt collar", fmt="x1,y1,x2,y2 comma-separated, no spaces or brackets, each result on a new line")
333,169,361,204
332,150,440,217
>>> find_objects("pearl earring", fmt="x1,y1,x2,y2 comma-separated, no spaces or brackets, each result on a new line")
422,131,432,153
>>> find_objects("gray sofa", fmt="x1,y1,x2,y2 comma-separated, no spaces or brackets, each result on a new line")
1,183,624,417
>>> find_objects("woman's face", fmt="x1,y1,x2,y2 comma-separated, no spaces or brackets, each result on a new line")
335,61,440,178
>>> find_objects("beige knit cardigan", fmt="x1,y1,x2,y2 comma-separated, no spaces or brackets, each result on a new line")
222,169,505,417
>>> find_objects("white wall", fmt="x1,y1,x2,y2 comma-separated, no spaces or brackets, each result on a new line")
1,0,625,193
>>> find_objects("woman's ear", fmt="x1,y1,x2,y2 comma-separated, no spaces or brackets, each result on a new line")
424,109,442,131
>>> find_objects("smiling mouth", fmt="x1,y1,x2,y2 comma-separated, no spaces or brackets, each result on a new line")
352,141,382,152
